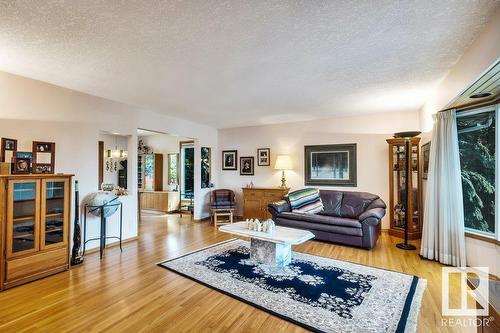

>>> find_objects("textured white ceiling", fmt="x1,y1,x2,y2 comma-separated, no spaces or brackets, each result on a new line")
0,1,498,128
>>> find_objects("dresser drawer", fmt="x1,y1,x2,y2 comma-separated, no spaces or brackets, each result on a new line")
6,248,68,282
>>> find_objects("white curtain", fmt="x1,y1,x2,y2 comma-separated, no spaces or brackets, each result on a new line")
420,109,466,267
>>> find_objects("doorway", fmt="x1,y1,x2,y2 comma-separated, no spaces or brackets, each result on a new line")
137,129,194,221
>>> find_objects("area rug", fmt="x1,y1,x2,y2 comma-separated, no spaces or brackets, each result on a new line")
158,239,426,333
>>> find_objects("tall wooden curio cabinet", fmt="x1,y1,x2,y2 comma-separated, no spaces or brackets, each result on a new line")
386,138,422,240
0,174,72,290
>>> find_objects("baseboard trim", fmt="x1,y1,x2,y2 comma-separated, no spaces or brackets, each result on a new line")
83,236,139,255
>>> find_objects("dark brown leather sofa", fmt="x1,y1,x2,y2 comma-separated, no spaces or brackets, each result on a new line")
268,190,386,249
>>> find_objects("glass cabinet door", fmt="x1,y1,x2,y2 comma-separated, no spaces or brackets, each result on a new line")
7,180,40,257
41,179,69,250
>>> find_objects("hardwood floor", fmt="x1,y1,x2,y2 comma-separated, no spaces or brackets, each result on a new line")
0,213,476,332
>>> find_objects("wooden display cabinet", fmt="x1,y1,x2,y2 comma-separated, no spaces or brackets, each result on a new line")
386,137,422,240
0,174,72,290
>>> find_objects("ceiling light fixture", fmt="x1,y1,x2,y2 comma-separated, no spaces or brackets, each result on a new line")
469,92,492,99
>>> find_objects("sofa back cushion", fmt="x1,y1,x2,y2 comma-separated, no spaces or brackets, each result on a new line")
288,188,324,214
339,192,379,218
319,190,343,216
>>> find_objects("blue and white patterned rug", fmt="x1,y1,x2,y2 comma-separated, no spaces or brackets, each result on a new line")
159,239,426,333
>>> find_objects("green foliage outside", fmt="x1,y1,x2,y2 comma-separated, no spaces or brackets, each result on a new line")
457,110,496,234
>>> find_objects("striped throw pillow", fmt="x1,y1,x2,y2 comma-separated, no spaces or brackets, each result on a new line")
288,188,324,214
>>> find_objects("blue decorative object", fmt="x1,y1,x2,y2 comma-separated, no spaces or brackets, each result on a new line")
160,239,426,333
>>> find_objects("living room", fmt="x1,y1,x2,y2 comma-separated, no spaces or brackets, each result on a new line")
0,2,499,333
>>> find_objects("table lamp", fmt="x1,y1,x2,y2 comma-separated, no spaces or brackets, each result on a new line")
274,155,293,188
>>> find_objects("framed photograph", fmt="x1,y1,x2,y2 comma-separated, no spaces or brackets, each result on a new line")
240,156,254,176
422,141,431,180
222,150,237,170
304,144,357,186
32,141,55,174
1,137,17,163
12,157,31,174
257,148,270,166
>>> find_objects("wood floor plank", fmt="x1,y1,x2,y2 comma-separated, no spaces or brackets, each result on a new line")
0,212,474,332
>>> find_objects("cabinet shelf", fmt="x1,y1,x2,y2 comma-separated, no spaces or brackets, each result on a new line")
13,215,35,222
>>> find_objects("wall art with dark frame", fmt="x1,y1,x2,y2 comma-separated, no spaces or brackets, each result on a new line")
240,156,254,176
257,148,270,166
304,143,357,186
32,141,56,174
222,150,237,170
0,137,17,163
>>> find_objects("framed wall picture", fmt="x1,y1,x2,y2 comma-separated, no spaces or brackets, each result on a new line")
1,137,17,163
12,157,31,174
240,156,254,175
257,148,270,166
304,144,357,186
32,141,55,174
222,150,237,170
422,141,431,180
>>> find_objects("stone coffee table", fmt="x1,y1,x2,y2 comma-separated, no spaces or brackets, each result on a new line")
219,221,314,267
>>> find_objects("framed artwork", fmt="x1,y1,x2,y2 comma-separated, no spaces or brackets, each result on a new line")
12,157,31,174
304,144,357,186
222,150,237,170
240,156,254,176
1,137,17,162
257,148,270,166
32,141,55,174
422,141,431,180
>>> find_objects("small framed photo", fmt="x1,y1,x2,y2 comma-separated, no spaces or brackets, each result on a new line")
222,150,237,170
34,164,52,174
240,156,254,176
12,157,31,174
1,138,17,163
257,148,270,166
32,141,55,174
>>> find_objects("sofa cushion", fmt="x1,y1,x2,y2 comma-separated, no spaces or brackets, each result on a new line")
319,190,343,216
288,188,324,214
339,192,377,219
279,212,361,229
275,217,363,237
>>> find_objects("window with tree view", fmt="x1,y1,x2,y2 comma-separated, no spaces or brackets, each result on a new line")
457,105,498,238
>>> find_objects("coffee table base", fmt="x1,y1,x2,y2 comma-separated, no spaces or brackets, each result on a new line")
250,238,291,268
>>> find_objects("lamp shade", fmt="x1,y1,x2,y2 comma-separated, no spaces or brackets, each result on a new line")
274,155,293,170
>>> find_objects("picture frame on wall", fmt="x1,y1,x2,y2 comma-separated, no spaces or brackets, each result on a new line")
304,144,357,186
222,150,237,170
257,148,270,166
0,137,17,163
32,141,55,174
240,156,254,175
422,141,431,180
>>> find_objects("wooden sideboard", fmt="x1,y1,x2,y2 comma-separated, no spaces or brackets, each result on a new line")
242,187,289,220
0,174,73,291
139,190,180,213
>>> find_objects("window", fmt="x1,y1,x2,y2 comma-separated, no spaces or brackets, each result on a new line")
457,104,499,240
167,153,178,187
201,147,211,189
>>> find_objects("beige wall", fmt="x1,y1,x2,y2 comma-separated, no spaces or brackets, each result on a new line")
217,111,420,229
0,70,218,250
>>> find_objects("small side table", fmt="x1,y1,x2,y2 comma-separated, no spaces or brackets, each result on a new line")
83,202,123,260
212,208,235,226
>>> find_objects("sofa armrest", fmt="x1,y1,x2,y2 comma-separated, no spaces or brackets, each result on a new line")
268,200,291,216
359,207,386,224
